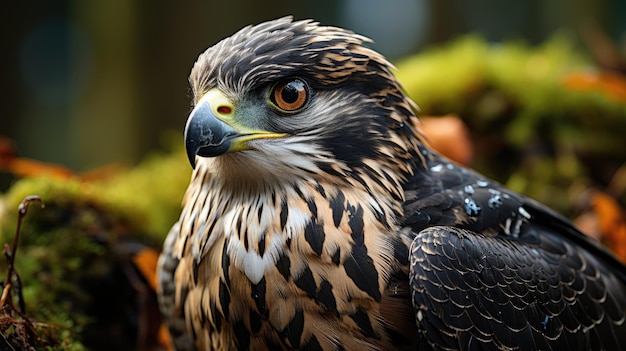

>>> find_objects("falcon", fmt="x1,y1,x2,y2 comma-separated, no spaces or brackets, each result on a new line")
157,17,626,350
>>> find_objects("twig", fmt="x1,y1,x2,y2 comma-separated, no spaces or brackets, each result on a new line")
0,331,17,351
0,196,44,308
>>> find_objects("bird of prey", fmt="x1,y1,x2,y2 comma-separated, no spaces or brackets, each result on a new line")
157,17,626,351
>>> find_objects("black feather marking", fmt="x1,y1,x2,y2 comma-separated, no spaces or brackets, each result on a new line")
362,163,387,193
243,227,249,250
281,309,305,348
257,203,263,222
344,248,381,301
233,320,251,350
280,198,289,231
258,230,266,256
295,265,317,298
276,252,291,281
316,183,326,198
331,247,341,266
294,185,304,199
304,220,325,256
236,214,244,237
317,278,337,313
372,204,389,229
249,310,262,334
330,190,345,227
251,276,267,315
392,237,409,266
347,202,364,241
221,243,230,286
199,305,208,327
343,203,381,301
319,164,345,178
349,306,378,338
306,197,318,217
219,279,230,318
208,212,219,234
210,301,222,331
192,259,199,284
302,334,323,351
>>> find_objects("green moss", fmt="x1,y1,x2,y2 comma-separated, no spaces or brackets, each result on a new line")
0,135,190,350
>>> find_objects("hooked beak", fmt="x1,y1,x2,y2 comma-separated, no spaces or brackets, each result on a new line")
184,89,285,168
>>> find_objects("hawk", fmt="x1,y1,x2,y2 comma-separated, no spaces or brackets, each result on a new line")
157,17,626,350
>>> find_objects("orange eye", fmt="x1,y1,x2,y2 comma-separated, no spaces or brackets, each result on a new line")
271,79,308,112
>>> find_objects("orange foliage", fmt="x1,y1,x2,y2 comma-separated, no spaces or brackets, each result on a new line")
1,136,124,182
0,137,76,180
132,248,161,292
419,115,474,166
132,247,174,351
563,71,626,103
590,191,626,263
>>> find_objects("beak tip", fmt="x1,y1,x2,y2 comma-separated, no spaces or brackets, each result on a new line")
186,144,198,169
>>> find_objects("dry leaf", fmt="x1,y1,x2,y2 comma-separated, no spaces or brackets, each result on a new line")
590,191,626,262
420,115,474,166
131,248,174,351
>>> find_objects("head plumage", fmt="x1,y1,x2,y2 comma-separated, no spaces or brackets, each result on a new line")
189,17,394,99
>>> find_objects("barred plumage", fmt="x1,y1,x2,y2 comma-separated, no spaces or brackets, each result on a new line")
157,17,626,350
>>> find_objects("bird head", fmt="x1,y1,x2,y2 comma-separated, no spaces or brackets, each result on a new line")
185,17,422,191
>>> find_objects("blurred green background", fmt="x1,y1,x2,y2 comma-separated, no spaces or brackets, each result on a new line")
1,0,624,176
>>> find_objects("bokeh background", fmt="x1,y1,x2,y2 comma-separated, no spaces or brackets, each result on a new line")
1,2,626,350
2,0,624,175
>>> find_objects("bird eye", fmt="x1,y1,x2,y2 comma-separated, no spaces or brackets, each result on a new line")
270,78,308,112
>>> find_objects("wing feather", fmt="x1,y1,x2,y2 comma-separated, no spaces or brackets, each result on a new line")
409,225,626,350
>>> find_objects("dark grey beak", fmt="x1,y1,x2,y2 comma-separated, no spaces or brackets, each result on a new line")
184,99,237,169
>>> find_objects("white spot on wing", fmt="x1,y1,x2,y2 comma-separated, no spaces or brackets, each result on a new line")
430,164,443,172
518,206,531,219
503,218,512,235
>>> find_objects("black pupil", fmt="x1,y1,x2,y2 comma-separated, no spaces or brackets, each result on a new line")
281,81,303,103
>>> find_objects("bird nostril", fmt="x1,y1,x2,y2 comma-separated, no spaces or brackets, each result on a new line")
217,105,232,115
